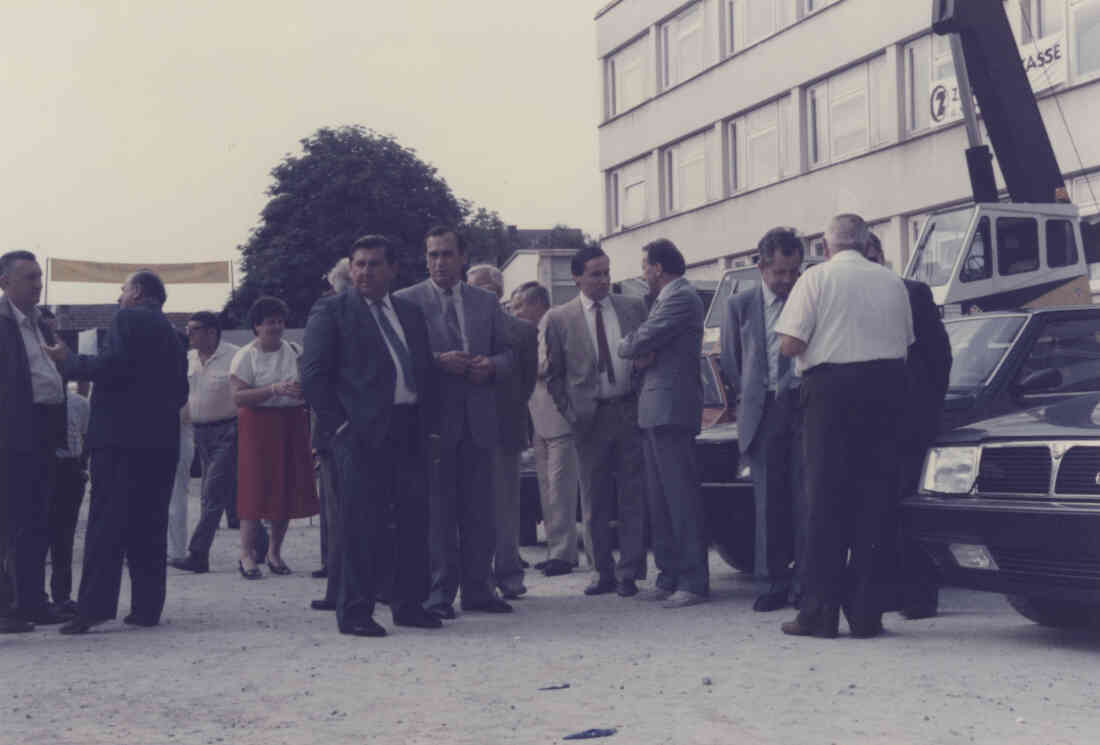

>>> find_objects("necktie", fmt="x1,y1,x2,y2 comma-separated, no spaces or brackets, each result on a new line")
594,301,616,385
372,300,417,395
442,287,463,352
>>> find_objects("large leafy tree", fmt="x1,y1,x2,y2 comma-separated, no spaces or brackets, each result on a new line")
225,125,466,326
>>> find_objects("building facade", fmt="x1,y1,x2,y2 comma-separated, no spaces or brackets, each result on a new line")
595,0,1100,280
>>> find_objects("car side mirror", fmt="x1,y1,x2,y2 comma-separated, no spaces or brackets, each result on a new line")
1015,368,1063,394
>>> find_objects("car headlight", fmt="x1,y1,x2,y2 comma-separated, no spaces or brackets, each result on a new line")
920,446,980,494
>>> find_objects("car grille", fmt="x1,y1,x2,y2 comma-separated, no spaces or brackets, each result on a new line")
1054,446,1100,496
991,546,1100,586
977,446,1051,494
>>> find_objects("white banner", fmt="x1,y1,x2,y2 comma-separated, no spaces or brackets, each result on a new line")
929,30,1068,126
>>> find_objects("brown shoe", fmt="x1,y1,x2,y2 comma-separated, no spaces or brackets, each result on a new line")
781,607,839,638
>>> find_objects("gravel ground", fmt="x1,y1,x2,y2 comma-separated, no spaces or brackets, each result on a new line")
4,480,1100,745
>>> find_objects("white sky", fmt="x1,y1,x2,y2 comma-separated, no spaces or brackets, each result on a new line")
1,1,601,309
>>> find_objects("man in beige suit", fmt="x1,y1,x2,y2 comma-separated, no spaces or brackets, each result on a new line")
543,246,648,597
511,281,580,577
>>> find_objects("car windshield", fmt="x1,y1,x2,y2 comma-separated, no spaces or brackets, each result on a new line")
701,357,724,407
705,267,760,330
946,315,1027,391
907,207,974,287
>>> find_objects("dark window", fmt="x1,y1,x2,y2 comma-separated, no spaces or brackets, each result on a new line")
997,217,1040,276
1018,318,1100,395
960,217,992,282
1046,219,1078,268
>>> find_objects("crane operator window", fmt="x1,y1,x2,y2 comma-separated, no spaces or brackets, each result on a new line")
997,217,1040,276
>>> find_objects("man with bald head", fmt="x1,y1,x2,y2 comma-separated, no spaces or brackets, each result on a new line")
774,214,913,639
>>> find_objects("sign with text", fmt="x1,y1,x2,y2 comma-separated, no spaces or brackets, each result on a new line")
929,30,1068,126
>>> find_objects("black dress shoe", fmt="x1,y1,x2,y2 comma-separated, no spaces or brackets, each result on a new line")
392,608,443,629
542,559,573,577
533,559,550,571
753,585,791,613
238,560,262,580
461,596,514,614
311,599,337,611
0,617,35,634
21,606,69,625
266,559,292,575
584,577,616,596
59,617,106,635
616,579,638,597
52,600,78,618
426,603,456,620
340,618,386,637
169,554,209,574
311,567,328,579
780,607,840,638
900,604,938,621
123,614,159,627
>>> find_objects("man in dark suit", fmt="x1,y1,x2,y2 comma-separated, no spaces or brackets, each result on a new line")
720,228,805,613
619,239,708,608
301,235,441,637
865,234,952,619
0,250,67,633
44,269,189,634
394,227,515,618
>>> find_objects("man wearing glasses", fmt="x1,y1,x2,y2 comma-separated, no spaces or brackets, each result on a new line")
171,312,266,573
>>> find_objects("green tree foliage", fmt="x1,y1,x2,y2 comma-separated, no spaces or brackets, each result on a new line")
225,125,465,326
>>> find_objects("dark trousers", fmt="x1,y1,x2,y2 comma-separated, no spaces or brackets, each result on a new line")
77,446,177,623
1,439,55,618
426,420,495,609
799,360,906,631
884,449,941,611
334,406,429,628
642,425,708,596
318,451,341,604
745,389,804,583
48,457,87,604
189,419,238,557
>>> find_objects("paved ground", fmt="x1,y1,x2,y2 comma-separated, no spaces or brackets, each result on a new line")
5,481,1100,745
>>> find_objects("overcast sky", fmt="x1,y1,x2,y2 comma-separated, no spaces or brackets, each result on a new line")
2,1,601,307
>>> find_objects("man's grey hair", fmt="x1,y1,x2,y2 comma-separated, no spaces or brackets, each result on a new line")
825,214,871,252
326,257,351,293
467,264,504,298
513,281,550,309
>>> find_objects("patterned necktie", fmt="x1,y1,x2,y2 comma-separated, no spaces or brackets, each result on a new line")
372,299,417,395
594,301,616,384
442,287,463,352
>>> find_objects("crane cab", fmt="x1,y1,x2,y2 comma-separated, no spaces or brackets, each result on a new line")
904,202,1090,314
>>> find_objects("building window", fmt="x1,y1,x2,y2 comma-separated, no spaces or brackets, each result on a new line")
606,36,649,118
729,97,796,191
1012,0,1066,42
1073,0,1100,78
904,35,956,134
735,0,796,48
610,159,648,231
661,2,704,89
808,61,879,167
664,133,707,213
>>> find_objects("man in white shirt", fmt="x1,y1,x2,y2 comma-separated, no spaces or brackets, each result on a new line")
0,251,68,631
543,246,649,598
774,214,913,639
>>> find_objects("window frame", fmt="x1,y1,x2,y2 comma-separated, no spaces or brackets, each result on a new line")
610,159,649,232
661,2,705,90
664,132,708,214
605,35,649,119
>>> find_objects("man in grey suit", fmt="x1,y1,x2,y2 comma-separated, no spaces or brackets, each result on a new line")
544,246,648,598
301,234,442,637
395,227,515,618
467,264,538,600
720,227,805,613
619,239,708,608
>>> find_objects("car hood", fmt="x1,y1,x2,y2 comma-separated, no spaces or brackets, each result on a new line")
938,393,1100,445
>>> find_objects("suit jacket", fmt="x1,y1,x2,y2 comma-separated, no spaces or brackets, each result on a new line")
529,314,573,440
903,279,952,449
0,296,65,453
301,288,437,452
543,292,647,436
63,304,188,451
720,286,800,454
619,277,704,433
495,314,538,456
393,280,513,449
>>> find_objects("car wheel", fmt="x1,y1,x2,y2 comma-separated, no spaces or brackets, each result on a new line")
1005,595,1100,629
701,483,754,572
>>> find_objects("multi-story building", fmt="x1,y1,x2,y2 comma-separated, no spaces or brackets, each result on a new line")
595,0,1100,281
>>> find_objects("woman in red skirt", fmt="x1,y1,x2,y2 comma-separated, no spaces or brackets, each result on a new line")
229,297,318,579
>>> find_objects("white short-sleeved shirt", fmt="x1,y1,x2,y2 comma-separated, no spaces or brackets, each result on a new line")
774,250,914,375
229,338,303,408
188,342,240,423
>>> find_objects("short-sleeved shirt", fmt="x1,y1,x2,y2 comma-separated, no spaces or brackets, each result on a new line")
774,250,914,376
188,341,240,423
229,338,303,408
